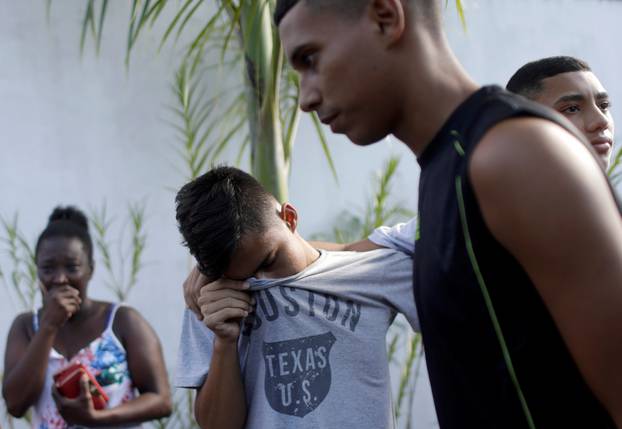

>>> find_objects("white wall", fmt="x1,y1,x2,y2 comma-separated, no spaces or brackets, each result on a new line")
1,0,620,428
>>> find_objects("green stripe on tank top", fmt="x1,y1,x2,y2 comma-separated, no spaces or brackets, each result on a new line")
455,175,536,429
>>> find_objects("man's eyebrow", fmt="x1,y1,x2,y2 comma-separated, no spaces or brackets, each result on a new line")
595,91,609,101
553,93,585,104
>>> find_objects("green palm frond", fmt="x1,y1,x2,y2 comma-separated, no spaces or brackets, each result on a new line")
315,156,414,244
310,111,338,183
172,51,250,179
147,0,168,26
447,0,467,30
95,1,109,54
80,0,96,55
0,214,38,311
395,333,421,419
455,0,467,30
46,0,53,22
607,145,622,186
128,202,147,293
126,0,154,64
88,203,147,302
160,0,196,50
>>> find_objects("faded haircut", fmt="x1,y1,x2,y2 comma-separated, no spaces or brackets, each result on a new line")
507,56,592,99
274,0,367,25
175,166,277,279
274,0,437,26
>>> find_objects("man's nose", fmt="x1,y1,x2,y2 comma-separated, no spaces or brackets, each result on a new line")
299,76,321,113
586,104,612,134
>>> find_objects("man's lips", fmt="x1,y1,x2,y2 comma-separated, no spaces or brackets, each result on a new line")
319,113,338,126
590,137,613,155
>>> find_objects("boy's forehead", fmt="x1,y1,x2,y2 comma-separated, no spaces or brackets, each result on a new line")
541,71,604,98
225,231,267,277
225,227,282,280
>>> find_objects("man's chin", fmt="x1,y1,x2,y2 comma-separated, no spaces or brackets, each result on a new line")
346,130,389,147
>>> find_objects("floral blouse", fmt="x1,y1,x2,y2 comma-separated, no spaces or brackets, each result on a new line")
31,304,140,429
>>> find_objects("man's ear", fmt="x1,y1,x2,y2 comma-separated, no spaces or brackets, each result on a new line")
280,202,298,232
367,0,406,45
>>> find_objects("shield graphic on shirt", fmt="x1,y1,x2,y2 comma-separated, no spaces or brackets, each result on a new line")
263,332,336,418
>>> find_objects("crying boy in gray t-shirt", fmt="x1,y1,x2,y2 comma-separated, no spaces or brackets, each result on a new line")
174,166,419,429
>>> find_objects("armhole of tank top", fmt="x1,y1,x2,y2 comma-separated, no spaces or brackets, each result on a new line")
105,303,127,352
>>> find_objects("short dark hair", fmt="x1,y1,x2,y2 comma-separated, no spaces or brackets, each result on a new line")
175,166,277,279
274,0,367,26
506,56,591,98
35,206,94,267
274,0,437,29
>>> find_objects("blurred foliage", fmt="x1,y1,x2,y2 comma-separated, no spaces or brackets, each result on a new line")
314,156,414,244
608,145,622,186
88,202,148,302
0,214,38,312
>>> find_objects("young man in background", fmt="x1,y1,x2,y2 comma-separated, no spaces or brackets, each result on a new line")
507,56,615,167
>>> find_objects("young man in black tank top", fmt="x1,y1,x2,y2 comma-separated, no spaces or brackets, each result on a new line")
275,1,622,428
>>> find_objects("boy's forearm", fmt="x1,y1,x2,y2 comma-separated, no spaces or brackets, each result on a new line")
195,339,246,429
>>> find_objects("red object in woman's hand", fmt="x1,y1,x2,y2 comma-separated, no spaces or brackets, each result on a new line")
53,362,109,410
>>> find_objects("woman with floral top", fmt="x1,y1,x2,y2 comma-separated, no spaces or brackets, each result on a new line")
2,206,171,428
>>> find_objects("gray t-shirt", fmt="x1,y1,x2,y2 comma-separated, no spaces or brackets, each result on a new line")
175,249,418,429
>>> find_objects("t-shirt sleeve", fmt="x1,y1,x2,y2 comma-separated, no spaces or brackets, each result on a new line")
367,218,416,256
379,251,420,332
174,308,215,388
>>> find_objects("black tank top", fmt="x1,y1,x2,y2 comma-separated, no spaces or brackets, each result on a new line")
415,85,617,428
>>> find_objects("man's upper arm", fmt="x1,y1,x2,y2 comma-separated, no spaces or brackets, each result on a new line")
470,117,622,422
344,238,384,252
3,313,32,376
115,307,169,395
174,308,216,389
368,218,417,255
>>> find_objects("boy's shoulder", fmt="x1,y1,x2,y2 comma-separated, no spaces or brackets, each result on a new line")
247,248,413,292
322,247,411,264
304,248,412,279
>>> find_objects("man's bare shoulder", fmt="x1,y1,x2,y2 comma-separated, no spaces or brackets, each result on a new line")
469,116,595,185
467,116,611,244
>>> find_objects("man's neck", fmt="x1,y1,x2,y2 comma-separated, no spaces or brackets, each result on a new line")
392,33,479,156
298,234,321,269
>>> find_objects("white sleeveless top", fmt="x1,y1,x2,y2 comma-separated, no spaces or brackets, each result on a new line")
31,304,141,429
